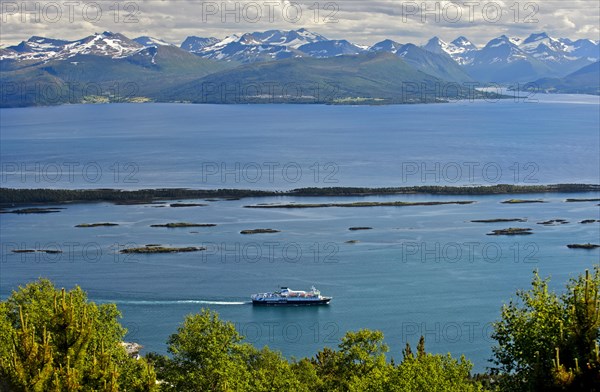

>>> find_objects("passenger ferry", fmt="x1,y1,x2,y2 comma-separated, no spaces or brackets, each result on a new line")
251,286,332,306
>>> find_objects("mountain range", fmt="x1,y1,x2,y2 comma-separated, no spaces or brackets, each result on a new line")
1,29,598,107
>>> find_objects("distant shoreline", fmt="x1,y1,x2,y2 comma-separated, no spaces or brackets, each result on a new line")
1,184,599,207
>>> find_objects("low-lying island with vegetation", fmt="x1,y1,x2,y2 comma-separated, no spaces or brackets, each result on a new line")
240,229,281,234
119,245,206,254
1,184,598,206
487,228,534,236
75,222,119,228
150,222,216,228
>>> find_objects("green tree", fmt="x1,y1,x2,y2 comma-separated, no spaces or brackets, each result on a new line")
158,309,311,391
159,309,251,391
245,347,306,391
390,350,483,392
308,329,390,391
291,357,323,390
491,267,600,391
311,346,345,391
339,330,389,374
343,336,483,392
0,278,156,391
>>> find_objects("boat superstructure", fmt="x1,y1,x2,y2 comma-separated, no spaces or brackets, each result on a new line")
251,286,332,306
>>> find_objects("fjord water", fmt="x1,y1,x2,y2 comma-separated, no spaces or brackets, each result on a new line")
1,96,599,371
1,94,599,188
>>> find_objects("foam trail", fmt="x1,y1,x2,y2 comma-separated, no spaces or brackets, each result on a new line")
95,299,250,306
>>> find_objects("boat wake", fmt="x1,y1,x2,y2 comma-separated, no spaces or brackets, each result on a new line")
96,299,250,306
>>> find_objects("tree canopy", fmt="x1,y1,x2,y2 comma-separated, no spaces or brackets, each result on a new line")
1,266,599,391
0,279,156,391
491,266,600,391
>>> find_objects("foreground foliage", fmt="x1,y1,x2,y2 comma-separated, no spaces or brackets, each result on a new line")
491,266,600,391
1,266,598,391
151,311,483,391
0,279,156,391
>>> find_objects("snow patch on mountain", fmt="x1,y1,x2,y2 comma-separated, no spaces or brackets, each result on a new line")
180,29,361,62
134,36,174,47
4,31,145,62
422,36,478,65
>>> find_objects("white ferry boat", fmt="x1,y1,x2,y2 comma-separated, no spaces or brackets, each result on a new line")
251,286,332,306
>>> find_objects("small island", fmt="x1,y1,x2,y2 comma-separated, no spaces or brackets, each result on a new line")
580,220,599,224
240,229,281,235
150,223,216,228
113,200,156,205
12,249,63,254
169,203,207,208
501,199,546,204
76,223,119,228
487,228,533,236
471,218,527,223
245,201,475,209
566,243,600,249
4,207,63,214
537,219,569,225
120,245,205,254
349,227,373,231
345,240,360,244
565,198,600,202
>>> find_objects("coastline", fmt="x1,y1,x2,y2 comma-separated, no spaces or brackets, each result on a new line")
1,184,599,207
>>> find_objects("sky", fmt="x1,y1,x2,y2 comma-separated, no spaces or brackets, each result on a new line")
1,0,599,47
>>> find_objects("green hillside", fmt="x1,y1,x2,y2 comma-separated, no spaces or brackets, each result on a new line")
531,62,600,95
163,52,478,104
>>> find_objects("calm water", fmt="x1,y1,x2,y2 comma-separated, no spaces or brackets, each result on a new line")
1,95,599,189
1,97,599,371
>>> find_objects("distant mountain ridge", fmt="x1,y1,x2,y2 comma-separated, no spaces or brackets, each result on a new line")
422,32,599,82
4,29,597,72
1,29,598,107
529,62,600,95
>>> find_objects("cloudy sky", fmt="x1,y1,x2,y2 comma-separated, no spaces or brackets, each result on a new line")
1,0,599,46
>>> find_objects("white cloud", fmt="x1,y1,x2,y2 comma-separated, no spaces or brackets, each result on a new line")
0,0,598,46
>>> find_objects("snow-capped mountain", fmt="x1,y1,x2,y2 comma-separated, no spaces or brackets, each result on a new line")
60,32,144,59
2,29,598,107
422,37,451,56
451,36,478,53
367,40,473,82
482,33,596,80
520,33,578,63
422,36,478,65
179,29,362,62
180,36,220,52
10,36,70,53
423,34,530,66
182,32,295,62
2,29,598,84
297,39,366,58
517,32,599,73
2,31,144,62
134,36,175,47
471,35,529,65
568,39,600,61
418,31,599,81
244,28,326,49
2,36,71,61
196,33,301,62
460,35,548,82
369,39,404,54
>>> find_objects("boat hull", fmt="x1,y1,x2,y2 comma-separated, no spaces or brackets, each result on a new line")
252,298,331,306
